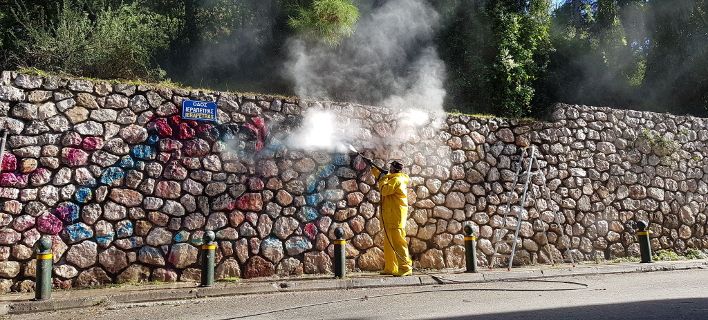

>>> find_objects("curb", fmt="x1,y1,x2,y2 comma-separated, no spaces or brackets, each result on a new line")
3,260,706,315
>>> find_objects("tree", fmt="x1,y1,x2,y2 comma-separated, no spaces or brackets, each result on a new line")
544,0,647,109
643,0,708,115
288,0,359,46
487,0,552,117
434,0,495,114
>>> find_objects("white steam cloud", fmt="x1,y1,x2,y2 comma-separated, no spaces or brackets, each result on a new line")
283,0,449,160
285,0,447,113
286,109,362,152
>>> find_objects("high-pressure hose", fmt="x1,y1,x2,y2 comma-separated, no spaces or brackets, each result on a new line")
348,144,449,281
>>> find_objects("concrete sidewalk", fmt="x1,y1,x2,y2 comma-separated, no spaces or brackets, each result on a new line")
2,259,706,315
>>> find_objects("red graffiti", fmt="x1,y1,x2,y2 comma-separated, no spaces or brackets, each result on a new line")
1,153,17,172
243,117,267,152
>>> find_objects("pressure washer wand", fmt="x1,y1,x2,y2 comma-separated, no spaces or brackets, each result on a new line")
0,129,7,174
347,144,387,173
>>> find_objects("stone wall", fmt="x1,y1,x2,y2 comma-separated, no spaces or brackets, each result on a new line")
0,71,706,292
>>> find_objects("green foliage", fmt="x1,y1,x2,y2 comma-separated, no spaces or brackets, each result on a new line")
487,0,552,117
610,256,641,263
653,249,682,261
288,0,359,46
434,0,551,117
639,128,681,157
544,0,648,108
434,0,495,115
643,0,708,115
684,248,707,260
10,0,177,80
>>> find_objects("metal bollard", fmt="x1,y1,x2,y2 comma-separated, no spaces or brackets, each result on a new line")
200,231,216,287
464,225,478,273
35,236,53,300
636,221,653,263
333,227,346,278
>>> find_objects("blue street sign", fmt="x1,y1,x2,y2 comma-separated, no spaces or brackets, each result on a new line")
181,99,218,122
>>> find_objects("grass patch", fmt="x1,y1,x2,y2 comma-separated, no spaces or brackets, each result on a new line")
218,277,241,283
685,248,707,260
610,256,641,263
653,249,683,261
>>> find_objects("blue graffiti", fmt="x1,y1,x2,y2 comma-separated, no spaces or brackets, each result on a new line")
147,134,159,145
56,202,81,223
316,164,337,179
131,145,156,160
332,154,349,166
116,221,134,238
174,231,189,243
297,206,318,222
96,233,114,247
285,236,312,253
74,187,92,203
118,155,136,169
64,223,93,243
305,193,323,206
100,167,125,185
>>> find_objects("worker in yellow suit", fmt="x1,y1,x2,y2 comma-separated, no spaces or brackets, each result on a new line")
370,160,413,277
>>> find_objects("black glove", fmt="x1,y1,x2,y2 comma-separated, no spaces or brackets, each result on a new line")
377,169,388,181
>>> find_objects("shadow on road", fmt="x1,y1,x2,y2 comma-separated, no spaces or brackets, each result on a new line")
421,298,708,320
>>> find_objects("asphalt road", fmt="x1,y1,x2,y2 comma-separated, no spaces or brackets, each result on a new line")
8,269,708,320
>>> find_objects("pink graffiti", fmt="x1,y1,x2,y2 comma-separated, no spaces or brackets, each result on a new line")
81,137,104,151
154,118,173,138
304,223,317,240
37,214,63,235
177,123,195,140
243,117,267,152
235,193,263,212
1,153,16,172
62,148,89,167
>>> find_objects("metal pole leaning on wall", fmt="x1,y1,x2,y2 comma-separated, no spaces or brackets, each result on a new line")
636,221,653,263
464,225,478,273
0,129,8,172
35,236,53,300
334,227,346,278
201,231,216,287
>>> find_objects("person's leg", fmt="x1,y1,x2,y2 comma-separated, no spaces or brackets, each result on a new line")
382,228,398,275
390,228,412,276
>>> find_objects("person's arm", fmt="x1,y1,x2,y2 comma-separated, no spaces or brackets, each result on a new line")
380,177,403,197
371,166,381,178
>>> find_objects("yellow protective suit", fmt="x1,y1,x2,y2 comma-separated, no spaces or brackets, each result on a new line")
372,167,413,276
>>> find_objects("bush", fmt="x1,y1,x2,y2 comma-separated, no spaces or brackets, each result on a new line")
288,0,359,46
685,248,707,260
11,0,177,80
653,249,682,261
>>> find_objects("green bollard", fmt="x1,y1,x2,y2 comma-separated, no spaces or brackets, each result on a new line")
464,225,478,273
333,227,346,278
35,236,53,301
200,231,216,287
636,221,653,263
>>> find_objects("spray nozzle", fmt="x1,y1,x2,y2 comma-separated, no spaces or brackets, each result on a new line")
347,144,388,173
347,144,359,155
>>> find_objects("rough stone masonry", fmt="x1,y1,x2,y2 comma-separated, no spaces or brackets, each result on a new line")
0,71,706,292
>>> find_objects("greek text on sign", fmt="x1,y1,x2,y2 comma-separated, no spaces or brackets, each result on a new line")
182,100,218,122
